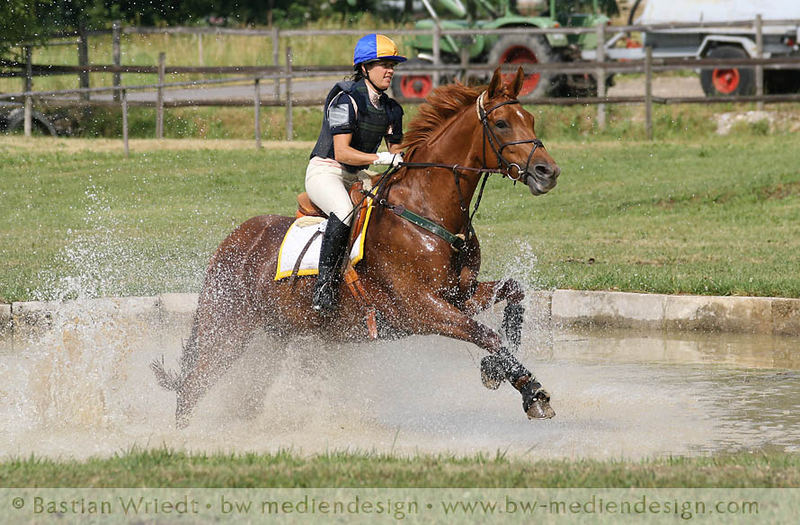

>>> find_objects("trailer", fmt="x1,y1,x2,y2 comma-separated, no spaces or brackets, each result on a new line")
606,0,800,96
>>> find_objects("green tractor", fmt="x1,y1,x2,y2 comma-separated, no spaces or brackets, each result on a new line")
392,0,618,100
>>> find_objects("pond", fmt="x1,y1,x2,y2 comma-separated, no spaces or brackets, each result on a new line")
1,308,798,460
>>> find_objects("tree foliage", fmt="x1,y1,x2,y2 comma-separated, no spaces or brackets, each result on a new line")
0,1,52,59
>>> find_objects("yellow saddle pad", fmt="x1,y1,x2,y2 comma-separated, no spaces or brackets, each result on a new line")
274,205,373,281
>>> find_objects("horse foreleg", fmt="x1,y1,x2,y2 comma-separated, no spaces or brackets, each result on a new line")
407,296,554,419
463,279,525,351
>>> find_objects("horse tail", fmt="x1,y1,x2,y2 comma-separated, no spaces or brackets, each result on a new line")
150,319,202,391
150,356,182,391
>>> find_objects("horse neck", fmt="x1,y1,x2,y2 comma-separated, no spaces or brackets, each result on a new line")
397,109,486,230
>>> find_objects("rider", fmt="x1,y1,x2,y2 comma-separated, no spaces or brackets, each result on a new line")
306,34,406,313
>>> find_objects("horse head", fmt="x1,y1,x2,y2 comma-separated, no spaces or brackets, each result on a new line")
480,67,560,195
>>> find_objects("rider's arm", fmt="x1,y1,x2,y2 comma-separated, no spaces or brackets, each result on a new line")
333,134,382,165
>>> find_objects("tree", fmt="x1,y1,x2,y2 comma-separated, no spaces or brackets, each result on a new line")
0,1,52,60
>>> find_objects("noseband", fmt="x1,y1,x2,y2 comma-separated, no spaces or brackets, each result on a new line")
476,91,544,185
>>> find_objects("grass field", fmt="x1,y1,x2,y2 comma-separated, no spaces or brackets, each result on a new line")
2,449,799,487
1,133,799,303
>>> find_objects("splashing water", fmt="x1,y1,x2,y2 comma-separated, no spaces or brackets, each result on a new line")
3,321,800,460
34,176,205,303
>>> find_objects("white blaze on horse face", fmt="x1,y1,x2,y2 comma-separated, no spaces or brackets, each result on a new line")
515,108,536,133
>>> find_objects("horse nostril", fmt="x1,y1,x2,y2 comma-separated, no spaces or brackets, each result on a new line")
533,162,555,178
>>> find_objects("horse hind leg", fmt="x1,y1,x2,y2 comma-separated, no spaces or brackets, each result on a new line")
174,320,254,428
152,297,255,428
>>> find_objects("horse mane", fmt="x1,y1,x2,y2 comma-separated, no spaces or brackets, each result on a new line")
400,82,481,154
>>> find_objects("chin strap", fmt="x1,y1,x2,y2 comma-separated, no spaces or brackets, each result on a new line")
365,75,386,94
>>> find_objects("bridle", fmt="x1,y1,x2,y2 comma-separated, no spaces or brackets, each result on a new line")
475,90,544,187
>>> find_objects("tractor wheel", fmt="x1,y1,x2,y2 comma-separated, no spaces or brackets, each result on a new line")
391,58,435,102
486,34,555,98
4,108,58,136
700,45,755,97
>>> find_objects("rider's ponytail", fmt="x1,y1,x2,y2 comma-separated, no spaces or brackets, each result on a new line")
350,64,365,82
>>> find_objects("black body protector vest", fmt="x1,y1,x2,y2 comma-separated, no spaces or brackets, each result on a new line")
310,79,403,172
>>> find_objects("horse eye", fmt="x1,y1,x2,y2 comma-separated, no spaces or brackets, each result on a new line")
495,120,509,129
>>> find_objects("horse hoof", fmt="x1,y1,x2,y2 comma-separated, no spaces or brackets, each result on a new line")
480,355,505,390
524,388,555,419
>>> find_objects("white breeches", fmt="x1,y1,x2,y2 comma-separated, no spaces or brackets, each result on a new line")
305,158,371,226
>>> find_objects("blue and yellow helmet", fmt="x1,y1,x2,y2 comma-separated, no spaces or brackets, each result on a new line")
353,34,407,66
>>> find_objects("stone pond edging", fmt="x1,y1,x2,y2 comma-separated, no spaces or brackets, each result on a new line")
1,290,798,337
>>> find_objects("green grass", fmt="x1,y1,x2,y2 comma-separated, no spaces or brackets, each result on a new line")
478,135,800,298
2,449,799,487
0,133,798,303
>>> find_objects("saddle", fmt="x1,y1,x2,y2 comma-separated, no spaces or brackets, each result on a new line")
295,180,378,339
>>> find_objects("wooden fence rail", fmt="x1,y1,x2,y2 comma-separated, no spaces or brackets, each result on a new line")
6,19,800,80
3,20,800,152
4,52,800,155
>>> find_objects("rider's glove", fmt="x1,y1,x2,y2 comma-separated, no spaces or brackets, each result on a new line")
374,151,403,167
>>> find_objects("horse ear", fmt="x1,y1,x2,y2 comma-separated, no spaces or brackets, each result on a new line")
488,67,503,98
510,66,525,98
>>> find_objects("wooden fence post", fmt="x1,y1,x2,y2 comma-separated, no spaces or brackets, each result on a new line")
157,52,165,139
197,33,204,65
24,45,33,137
285,47,293,141
112,21,121,102
645,46,653,141
78,24,90,101
596,23,606,130
459,47,470,84
254,78,262,149
272,26,281,100
755,14,764,111
122,89,129,158
432,24,441,88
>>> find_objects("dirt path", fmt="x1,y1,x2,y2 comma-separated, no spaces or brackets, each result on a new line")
608,75,704,97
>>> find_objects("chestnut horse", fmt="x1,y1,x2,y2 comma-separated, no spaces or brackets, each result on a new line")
152,68,560,427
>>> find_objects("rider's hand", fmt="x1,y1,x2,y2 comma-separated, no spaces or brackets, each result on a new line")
374,151,403,167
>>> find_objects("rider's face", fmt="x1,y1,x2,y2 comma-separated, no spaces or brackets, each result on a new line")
364,60,397,90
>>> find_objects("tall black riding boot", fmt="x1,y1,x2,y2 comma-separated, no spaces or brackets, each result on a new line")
312,213,351,313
